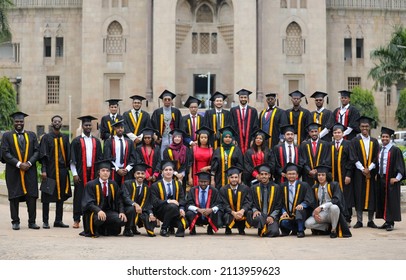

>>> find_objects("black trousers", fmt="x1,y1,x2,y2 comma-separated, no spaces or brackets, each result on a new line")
42,201,64,223
155,203,181,230
10,195,37,225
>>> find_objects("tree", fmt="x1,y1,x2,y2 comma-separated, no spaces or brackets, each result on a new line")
0,76,18,131
369,25,406,90
0,0,13,43
396,88,406,128
350,86,380,128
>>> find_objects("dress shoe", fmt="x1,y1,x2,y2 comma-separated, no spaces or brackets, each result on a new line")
225,227,232,235
297,231,305,238
330,231,338,238
291,230,298,236
147,231,156,237
12,223,20,230
132,229,141,235
207,226,214,235
343,233,352,238
367,221,378,228
280,229,290,236
54,221,69,228
190,227,196,235
175,229,185,237
72,221,80,228
123,229,134,237
28,223,40,229
238,228,246,235
353,221,363,228
378,222,389,229
43,222,50,229
160,228,169,237
386,224,394,231
169,227,175,235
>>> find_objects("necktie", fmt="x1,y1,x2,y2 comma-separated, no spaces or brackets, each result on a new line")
336,141,340,151
137,185,142,196
135,111,139,122
192,115,196,140
379,146,386,176
320,187,325,205
102,181,107,197
241,108,246,135
289,184,294,211
18,133,25,150
111,115,115,122
216,112,221,129
288,145,292,163
167,183,172,199
119,138,124,165
262,186,268,214
200,190,206,208
312,141,317,156
266,108,272,121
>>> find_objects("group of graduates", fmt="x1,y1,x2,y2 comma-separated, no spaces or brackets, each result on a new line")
0,87,404,239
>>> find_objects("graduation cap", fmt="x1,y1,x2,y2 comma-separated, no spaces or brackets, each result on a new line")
254,163,272,174
332,123,346,132
195,126,214,136
184,96,201,108
310,91,328,99
209,91,227,101
96,159,113,170
251,128,271,140
282,162,301,173
77,115,97,123
289,90,307,104
265,92,277,98
161,160,177,171
169,128,187,137
133,163,152,172
140,127,159,137
10,111,29,119
105,99,122,106
129,95,146,101
381,126,395,136
357,116,375,125
219,126,237,137
195,171,212,181
339,90,352,98
236,89,252,96
111,119,124,128
306,122,322,132
280,124,295,134
314,165,331,174
159,90,176,100
225,166,243,176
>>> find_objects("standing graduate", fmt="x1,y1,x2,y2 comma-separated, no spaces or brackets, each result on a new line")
99,99,123,142
180,96,203,147
285,90,312,145
310,91,334,142
332,90,360,140
123,95,152,146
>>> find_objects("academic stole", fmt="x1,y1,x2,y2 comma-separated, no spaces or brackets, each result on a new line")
226,187,250,229
54,137,69,200
236,108,252,153
283,183,301,218
110,138,129,184
157,181,187,229
129,111,143,135
331,144,344,191
90,182,115,235
141,146,155,179
359,139,374,209
313,111,323,134
220,146,235,186
306,143,323,185
189,188,218,232
167,149,181,171
80,137,97,186
255,185,275,236
289,111,303,145
159,112,175,136
107,119,118,136
278,145,299,183
13,133,29,194
383,151,392,220
212,113,224,149
187,116,201,140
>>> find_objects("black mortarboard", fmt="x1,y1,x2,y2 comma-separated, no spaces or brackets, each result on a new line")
339,90,352,98
281,124,295,134
254,163,271,174
169,128,187,137
161,160,177,171
315,165,331,173
105,99,122,105
209,91,227,101
332,123,346,131
184,96,201,108
225,166,243,176
265,93,277,98
133,163,152,172
159,89,176,100
10,111,29,119
282,162,301,173
219,126,237,136
289,90,305,98
236,89,252,96
111,119,124,127
140,127,159,137
357,116,375,125
310,91,328,99
381,126,395,136
96,159,113,170
195,126,214,135
195,171,212,181
77,115,97,123
129,95,146,101
306,122,322,132
251,128,271,140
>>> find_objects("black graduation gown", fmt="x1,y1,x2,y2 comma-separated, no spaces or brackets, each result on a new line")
351,136,379,211
180,113,204,144
40,132,72,203
299,139,331,186
310,108,334,142
99,114,123,141
211,145,244,188
243,147,276,185
123,109,151,138
162,145,191,188
1,130,40,199
151,107,182,138
273,143,300,184
258,106,288,148
230,105,259,154
185,186,221,231
376,145,405,222
280,180,312,221
203,109,232,149
219,184,252,228
332,105,360,140
330,139,355,208
285,107,312,145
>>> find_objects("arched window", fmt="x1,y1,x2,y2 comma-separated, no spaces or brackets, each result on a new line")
196,4,213,23
106,21,123,55
286,22,302,56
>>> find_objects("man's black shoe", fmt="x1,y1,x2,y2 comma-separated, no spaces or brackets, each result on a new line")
169,227,175,235
190,227,196,235
12,223,20,230
175,229,185,237
131,227,141,235
367,221,378,228
28,223,40,229
207,226,214,235
297,231,305,238
43,222,50,229
238,228,246,235
123,229,134,237
225,227,232,235
353,222,363,228
378,222,389,229
160,229,169,237
54,221,69,228
386,224,394,231
330,231,338,238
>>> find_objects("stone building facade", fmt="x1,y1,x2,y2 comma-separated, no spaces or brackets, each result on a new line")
1,0,406,137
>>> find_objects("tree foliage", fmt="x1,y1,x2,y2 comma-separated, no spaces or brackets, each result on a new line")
0,0,13,43
0,76,18,131
396,88,406,128
350,86,380,128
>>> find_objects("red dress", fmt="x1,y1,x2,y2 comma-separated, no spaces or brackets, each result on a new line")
191,146,213,186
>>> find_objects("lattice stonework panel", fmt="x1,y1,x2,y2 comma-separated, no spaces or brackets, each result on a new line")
47,76,60,104
176,24,192,51
107,21,123,55
286,22,302,56
200,33,210,54
218,24,234,53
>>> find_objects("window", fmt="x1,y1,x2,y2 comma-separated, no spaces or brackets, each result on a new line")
386,89,391,106
280,0,287,8
300,0,307,8
348,77,361,91
289,80,299,93
106,21,123,54
191,32,217,54
122,0,128,7
200,33,210,54
112,0,119,8
47,76,60,104
211,33,217,54
44,37,51,57
56,37,64,57
290,0,297,8
110,79,120,99
344,38,352,61
286,22,302,56
356,38,364,58
102,0,108,8
192,32,198,54
0,42,19,62
196,4,213,23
